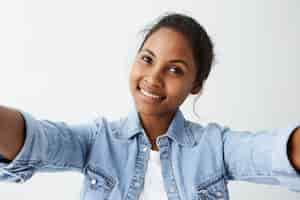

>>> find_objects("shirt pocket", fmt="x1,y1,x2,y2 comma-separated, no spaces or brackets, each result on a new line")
194,174,228,200
83,165,116,200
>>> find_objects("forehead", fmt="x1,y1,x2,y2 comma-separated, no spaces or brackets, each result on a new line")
142,28,194,63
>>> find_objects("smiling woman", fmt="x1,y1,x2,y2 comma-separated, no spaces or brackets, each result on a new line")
129,15,213,151
0,8,300,200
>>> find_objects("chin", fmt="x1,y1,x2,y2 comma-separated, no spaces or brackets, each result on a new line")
135,103,176,118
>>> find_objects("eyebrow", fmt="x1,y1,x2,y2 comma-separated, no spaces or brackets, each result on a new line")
141,48,190,69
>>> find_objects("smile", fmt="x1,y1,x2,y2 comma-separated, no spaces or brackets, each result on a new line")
141,88,161,98
137,86,166,101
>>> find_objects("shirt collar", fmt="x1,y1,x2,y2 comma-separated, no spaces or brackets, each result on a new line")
120,106,196,147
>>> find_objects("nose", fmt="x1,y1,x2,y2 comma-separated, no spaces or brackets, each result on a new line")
144,68,163,89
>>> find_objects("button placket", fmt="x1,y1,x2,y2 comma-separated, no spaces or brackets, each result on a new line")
125,135,150,200
158,138,181,200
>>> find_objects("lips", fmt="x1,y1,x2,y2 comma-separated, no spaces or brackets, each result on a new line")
137,86,166,101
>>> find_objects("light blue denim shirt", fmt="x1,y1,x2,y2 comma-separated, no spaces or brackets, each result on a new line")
0,107,300,200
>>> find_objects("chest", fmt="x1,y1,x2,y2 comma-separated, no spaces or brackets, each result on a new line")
80,134,229,200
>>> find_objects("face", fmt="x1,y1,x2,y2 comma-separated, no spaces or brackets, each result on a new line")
129,27,201,117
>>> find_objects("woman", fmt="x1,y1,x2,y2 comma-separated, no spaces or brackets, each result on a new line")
0,13,300,200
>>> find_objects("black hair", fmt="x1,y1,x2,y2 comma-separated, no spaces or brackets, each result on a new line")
138,13,215,118
138,13,214,90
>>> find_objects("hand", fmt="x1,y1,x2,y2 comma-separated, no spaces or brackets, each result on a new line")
288,127,300,172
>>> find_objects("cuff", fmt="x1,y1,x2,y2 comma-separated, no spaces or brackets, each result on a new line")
0,110,38,183
272,122,300,192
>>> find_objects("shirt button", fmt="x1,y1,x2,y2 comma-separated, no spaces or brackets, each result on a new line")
169,186,176,192
134,181,140,187
216,191,223,197
91,179,97,185
198,189,207,194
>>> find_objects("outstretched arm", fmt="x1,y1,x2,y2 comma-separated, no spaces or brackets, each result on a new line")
222,123,300,192
0,105,99,183
288,128,300,172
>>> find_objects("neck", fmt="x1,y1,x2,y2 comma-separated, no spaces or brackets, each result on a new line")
138,111,177,142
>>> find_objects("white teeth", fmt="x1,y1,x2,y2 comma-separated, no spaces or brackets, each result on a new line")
140,88,161,99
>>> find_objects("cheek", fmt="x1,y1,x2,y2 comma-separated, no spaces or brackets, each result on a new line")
130,64,143,78
167,81,191,98
129,66,141,88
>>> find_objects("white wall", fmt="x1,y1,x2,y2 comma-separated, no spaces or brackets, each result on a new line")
1,0,300,199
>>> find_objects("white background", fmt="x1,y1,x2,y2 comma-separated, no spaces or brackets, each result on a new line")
1,0,300,199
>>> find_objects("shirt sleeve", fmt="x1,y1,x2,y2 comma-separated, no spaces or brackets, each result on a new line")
0,110,101,183
0,155,11,164
222,122,300,192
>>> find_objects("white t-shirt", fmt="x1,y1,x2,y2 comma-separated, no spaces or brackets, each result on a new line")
139,150,168,200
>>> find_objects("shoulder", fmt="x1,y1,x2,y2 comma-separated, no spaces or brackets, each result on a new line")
185,120,227,142
90,114,131,139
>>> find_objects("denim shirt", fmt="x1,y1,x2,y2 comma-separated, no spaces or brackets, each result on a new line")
0,107,300,200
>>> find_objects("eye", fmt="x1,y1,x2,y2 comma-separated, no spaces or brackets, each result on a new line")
141,55,153,64
168,66,183,75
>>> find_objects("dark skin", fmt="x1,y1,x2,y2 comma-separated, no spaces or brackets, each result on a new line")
128,27,300,172
129,27,205,150
289,128,300,171
129,28,201,150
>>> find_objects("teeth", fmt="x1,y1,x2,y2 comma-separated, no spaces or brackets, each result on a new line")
140,88,161,99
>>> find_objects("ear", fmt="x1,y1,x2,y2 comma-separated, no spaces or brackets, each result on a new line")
190,83,202,95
